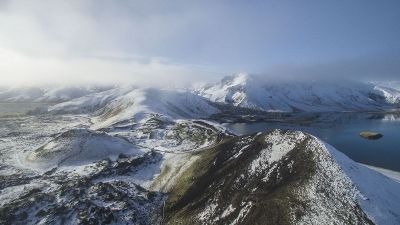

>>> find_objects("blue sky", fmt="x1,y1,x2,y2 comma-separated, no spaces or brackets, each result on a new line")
0,0,399,86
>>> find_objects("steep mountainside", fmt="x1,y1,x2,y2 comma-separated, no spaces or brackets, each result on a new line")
196,74,400,112
165,129,400,225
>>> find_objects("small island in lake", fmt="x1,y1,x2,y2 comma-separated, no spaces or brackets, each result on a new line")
360,131,383,140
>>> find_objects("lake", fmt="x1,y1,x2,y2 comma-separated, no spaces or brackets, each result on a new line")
223,112,400,172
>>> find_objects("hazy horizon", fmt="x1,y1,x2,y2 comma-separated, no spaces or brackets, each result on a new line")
0,0,399,87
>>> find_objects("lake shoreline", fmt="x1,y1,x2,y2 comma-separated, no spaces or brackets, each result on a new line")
223,116,400,172
360,163,400,183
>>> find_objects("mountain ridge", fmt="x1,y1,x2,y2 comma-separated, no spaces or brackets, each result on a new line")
197,74,400,112
165,129,400,225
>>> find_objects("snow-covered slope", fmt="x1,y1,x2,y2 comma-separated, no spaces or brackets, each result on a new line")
0,86,112,103
374,81,400,91
165,129,400,225
25,129,143,170
0,92,224,224
373,85,400,104
50,87,220,129
321,140,400,225
4,74,399,114
0,87,44,102
2,110,400,224
2,76,400,225
48,87,132,114
196,73,400,112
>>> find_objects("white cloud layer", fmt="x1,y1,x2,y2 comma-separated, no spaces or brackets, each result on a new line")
0,0,399,86
0,0,225,86
0,47,217,87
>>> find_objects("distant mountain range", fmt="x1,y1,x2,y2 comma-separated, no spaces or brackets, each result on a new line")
2,74,399,115
196,73,400,112
28,74,397,130
0,85,113,103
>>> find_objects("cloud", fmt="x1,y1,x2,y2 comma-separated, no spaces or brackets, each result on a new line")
0,47,220,87
0,0,399,87
259,54,400,83
0,0,225,87
0,0,223,59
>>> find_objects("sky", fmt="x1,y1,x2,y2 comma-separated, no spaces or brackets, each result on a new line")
0,0,399,86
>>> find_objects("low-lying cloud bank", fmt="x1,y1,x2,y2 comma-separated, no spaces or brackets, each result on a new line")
259,54,400,83
1,49,399,88
0,48,221,87
0,0,399,87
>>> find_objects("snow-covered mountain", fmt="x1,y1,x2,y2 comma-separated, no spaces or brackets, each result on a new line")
196,73,400,112
2,75,400,224
43,75,400,129
374,85,400,105
165,129,400,225
1,83,400,224
5,74,399,115
0,86,113,103
25,129,143,170
0,94,224,224
49,87,220,129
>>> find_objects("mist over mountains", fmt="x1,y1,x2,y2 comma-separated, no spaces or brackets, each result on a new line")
1,74,399,115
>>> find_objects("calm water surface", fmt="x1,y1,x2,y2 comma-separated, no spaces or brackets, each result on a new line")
223,113,400,172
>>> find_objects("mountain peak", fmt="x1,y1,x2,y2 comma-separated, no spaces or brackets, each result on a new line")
220,73,251,87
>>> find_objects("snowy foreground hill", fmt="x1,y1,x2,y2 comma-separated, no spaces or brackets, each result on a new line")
1,77,400,224
165,130,400,225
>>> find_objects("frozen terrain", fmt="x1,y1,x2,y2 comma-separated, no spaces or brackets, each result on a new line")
165,130,400,225
25,129,143,170
1,79,400,224
3,75,400,115
0,85,113,103
196,73,400,112
0,96,225,224
49,87,220,129
360,164,400,183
